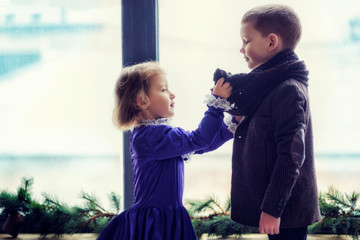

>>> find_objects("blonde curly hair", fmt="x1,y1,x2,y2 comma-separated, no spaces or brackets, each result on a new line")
113,61,165,130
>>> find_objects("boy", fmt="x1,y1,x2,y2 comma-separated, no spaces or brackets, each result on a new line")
220,4,321,240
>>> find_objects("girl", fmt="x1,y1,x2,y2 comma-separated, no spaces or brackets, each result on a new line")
98,61,234,240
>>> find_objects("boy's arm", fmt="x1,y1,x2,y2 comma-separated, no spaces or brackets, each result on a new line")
259,82,308,226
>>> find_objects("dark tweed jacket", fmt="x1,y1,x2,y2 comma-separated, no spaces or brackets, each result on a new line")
231,79,321,228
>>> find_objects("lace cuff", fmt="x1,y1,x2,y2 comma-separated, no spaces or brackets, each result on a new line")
139,118,172,127
204,94,233,111
224,115,239,135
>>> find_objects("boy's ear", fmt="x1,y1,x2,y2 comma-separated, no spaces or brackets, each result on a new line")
267,33,279,52
136,94,150,110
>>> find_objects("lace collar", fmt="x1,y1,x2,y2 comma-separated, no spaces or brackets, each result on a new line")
138,118,173,127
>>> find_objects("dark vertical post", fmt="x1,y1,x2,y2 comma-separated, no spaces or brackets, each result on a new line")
121,0,159,210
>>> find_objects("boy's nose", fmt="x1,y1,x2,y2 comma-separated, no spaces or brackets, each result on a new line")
240,47,245,54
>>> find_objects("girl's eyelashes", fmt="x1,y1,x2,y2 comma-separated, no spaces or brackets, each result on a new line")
161,85,169,92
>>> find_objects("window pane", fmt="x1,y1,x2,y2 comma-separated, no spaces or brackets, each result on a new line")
0,1,122,210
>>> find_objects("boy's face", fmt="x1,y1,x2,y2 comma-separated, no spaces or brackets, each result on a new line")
240,22,273,69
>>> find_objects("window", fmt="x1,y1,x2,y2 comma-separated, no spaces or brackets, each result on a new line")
1,0,359,213
0,2,122,210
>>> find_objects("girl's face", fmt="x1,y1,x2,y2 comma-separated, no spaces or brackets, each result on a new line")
146,74,175,119
240,22,273,69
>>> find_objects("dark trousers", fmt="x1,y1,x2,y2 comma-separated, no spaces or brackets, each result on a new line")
268,227,308,240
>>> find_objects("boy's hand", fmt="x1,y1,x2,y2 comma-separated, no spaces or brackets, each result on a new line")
212,78,232,99
259,211,280,235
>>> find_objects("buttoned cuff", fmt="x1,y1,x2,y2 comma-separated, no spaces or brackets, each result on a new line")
261,195,288,218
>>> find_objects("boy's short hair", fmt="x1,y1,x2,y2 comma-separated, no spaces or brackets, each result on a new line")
242,4,302,50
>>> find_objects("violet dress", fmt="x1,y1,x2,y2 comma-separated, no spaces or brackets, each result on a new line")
98,96,234,240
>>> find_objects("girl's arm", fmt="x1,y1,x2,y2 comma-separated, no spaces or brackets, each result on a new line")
194,116,236,154
133,79,232,160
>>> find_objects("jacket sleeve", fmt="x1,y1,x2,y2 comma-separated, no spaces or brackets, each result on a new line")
260,82,308,218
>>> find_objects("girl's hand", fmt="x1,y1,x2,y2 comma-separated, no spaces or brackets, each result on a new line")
212,78,232,99
259,211,281,235
234,116,244,123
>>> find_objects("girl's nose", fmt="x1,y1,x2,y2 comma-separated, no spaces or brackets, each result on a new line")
240,47,245,54
170,91,175,99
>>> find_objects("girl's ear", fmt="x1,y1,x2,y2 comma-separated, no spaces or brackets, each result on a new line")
268,33,280,52
136,93,150,110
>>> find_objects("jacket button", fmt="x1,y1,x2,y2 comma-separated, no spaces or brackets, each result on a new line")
238,136,242,139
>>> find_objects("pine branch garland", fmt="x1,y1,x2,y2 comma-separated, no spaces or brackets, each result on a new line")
187,196,255,239
109,192,121,214
2,178,360,239
0,178,120,237
309,186,360,239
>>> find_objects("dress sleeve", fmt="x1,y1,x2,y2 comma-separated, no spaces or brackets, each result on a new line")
195,116,235,154
260,82,308,218
133,96,231,160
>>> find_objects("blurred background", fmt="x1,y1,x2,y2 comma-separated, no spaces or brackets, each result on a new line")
1,0,359,210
